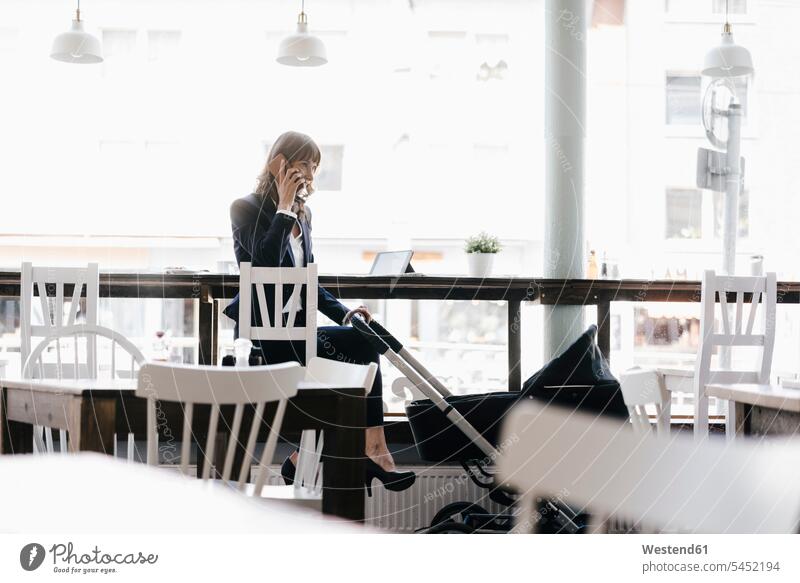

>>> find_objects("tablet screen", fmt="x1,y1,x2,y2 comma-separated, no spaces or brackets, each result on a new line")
370,251,413,276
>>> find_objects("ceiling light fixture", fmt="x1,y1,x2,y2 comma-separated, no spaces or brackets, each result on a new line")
50,0,103,64
277,0,327,67
702,0,753,78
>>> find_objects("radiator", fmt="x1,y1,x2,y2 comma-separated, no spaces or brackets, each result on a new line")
260,464,509,533
364,465,509,532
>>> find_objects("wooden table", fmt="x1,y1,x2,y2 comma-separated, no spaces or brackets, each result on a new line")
0,377,367,522
706,382,800,436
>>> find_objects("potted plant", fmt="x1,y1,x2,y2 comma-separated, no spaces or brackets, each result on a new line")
464,231,501,278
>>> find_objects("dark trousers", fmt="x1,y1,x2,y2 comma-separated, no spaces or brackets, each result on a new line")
235,321,384,427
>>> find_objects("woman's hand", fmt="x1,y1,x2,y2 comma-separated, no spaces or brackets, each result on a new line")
275,159,306,211
343,305,372,325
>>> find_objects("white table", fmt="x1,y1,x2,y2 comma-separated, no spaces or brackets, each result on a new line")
0,453,365,533
705,382,800,436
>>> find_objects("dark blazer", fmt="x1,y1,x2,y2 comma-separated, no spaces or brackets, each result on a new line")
223,193,350,327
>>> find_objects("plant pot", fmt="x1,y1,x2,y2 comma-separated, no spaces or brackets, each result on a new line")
467,252,495,278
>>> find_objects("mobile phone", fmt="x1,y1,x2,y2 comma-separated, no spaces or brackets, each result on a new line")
268,154,308,201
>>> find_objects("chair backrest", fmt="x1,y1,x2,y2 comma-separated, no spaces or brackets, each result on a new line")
238,262,317,360
497,402,800,533
135,361,304,495
24,324,144,455
618,367,670,435
696,270,777,386
20,262,99,374
305,357,378,394
22,324,145,381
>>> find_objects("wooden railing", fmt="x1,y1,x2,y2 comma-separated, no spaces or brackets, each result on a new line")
3,272,800,391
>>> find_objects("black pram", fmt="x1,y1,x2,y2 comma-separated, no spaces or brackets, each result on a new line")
352,317,628,533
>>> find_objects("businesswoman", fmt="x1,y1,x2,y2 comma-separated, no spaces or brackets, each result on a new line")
224,130,415,495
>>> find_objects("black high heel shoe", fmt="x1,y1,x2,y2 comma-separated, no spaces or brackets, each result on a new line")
281,455,296,485
364,458,415,497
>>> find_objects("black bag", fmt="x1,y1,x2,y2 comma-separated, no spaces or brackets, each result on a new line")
406,325,627,463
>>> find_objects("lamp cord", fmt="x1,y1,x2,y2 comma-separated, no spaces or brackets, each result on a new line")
76,0,81,21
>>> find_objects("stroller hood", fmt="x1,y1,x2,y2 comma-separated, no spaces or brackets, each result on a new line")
521,324,628,419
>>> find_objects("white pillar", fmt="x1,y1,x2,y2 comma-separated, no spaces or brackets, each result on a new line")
720,102,743,425
543,0,587,358
722,102,743,276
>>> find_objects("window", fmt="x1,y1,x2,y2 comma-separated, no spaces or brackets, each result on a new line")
666,188,703,239
102,29,137,76
102,30,137,58
666,188,750,242
0,28,17,58
316,145,345,191
147,30,181,63
713,189,750,238
666,75,701,125
427,31,469,80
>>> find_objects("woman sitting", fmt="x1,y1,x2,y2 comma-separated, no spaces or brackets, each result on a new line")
224,130,415,495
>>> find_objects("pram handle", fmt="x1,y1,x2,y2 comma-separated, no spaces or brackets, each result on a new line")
349,315,393,355
363,319,404,353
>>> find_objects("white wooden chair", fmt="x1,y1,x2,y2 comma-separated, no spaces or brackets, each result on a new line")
274,357,378,501
20,262,99,453
236,263,377,501
22,324,145,455
239,262,321,493
497,401,800,534
135,361,304,497
21,262,99,374
618,367,671,436
238,262,317,359
644,270,777,439
238,261,319,483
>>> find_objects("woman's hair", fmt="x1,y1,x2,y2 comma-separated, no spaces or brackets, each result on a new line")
254,131,322,219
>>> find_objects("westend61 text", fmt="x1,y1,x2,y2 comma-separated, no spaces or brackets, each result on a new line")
642,544,708,555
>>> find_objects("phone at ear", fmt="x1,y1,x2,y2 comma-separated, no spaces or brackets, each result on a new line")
268,153,308,202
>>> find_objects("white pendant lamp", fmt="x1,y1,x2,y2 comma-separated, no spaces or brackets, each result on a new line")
702,0,753,78
277,0,327,67
51,0,103,64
